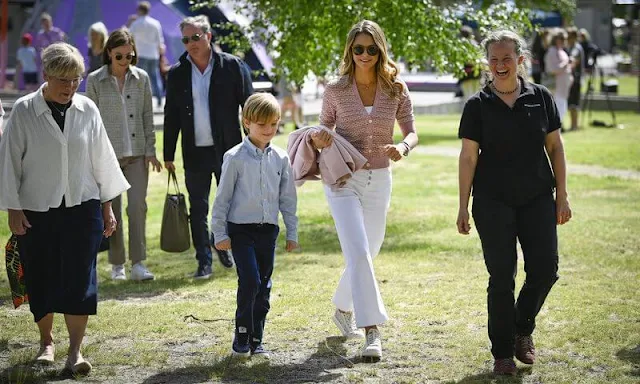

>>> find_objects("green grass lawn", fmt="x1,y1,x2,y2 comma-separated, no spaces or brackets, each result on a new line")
403,111,640,171
0,115,638,383
585,74,639,98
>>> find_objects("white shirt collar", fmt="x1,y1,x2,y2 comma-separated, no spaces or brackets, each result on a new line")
33,83,85,117
187,50,214,71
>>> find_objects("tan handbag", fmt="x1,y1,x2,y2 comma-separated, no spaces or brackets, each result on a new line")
160,170,191,253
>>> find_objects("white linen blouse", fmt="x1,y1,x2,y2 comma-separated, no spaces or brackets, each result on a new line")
0,85,130,212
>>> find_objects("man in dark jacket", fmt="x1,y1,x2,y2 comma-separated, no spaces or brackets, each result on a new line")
164,15,253,279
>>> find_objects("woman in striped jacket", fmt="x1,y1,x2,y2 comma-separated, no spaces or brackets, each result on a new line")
86,28,162,282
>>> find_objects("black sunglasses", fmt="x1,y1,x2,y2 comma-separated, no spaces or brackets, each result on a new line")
352,44,379,56
115,53,135,61
181,34,202,44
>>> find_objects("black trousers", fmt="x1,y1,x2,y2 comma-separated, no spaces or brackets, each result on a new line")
228,222,279,344
184,146,222,266
472,193,559,359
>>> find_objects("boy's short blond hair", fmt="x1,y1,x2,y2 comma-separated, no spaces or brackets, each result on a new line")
242,92,281,128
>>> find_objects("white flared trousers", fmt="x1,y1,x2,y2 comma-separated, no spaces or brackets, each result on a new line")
324,168,391,328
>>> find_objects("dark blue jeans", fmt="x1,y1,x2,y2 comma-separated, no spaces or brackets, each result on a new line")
228,222,279,344
472,192,559,359
185,165,220,266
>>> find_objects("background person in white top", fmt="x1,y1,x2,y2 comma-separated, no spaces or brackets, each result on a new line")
0,43,130,375
129,1,164,106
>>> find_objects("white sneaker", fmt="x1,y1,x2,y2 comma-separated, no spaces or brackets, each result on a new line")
332,309,365,339
362,328,382,359
111,264,126,280
130,262,155,281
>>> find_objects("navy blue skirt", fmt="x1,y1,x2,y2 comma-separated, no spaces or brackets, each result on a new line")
17,200,103,322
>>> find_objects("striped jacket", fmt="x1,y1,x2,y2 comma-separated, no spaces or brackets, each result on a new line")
86,65,155,158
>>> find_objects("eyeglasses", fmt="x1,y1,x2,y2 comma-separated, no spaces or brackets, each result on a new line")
50,76,83,86
181,34,202,44
352,45,379,56
115,53,135,61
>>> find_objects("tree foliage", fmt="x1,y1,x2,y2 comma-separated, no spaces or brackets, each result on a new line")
193,0,576,84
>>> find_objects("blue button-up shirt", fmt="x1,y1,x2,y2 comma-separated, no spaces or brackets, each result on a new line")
211,137,298,243
187,52,214,146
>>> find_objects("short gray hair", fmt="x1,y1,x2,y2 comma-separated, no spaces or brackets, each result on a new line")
179,15,211,34
41,43,85,78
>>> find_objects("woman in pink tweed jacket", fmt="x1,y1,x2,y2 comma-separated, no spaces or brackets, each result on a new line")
311,19,418,361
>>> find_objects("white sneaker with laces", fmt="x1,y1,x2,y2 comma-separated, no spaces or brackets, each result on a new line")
111,264,126,281
130,262,155,281
332,309,365,339
362,328,382,359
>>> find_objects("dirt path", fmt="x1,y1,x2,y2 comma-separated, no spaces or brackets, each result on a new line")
414,146,640,180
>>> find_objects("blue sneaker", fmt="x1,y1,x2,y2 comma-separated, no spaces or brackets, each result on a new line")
250,343,270,359
194,264,212,280
232,332,251,358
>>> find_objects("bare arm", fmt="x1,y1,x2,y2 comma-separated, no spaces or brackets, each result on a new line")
457,138,479,234
545,130,572,225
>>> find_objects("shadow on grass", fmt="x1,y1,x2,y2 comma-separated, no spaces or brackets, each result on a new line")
0,364,87,384
616,344,640,377
96,275,217,302
141,337,363,383
443,366,531,383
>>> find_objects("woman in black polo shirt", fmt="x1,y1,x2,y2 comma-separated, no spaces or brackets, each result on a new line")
456,30,572,376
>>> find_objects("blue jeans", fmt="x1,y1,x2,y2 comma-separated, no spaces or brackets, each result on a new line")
228,222,279,344
137,58,163,101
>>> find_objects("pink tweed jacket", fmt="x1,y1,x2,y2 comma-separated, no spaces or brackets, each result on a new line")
319,75,415,169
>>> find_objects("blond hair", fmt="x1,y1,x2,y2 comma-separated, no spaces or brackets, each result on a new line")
88,22,108,49
339,20,403,99
41,42,85,78
242,93,281,128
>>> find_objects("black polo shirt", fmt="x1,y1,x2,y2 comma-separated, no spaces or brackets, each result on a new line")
458,78,561,206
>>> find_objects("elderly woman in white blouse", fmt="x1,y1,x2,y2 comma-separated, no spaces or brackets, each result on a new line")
86,28,162,282
0,43,129,375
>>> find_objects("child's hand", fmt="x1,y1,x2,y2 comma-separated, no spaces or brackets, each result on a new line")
285,240,299,252
215,239,231,251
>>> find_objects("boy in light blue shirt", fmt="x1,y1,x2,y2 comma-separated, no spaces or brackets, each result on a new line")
211,92,298,358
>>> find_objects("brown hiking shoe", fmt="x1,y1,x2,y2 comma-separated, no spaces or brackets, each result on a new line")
515,334,536,364
493,358,517,376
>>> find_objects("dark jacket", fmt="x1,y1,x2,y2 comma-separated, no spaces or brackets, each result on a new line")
163,46,253,172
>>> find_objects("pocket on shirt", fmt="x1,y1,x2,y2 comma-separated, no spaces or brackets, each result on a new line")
523,104,547,134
